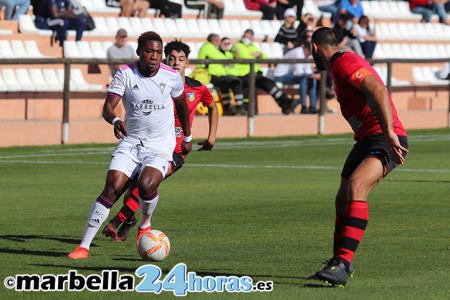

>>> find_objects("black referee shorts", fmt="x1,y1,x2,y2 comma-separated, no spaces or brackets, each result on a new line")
341,134,408,179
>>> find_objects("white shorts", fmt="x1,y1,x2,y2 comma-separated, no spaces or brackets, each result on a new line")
108,140,172,178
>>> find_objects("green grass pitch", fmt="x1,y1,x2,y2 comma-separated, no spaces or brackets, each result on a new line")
0,128,449,299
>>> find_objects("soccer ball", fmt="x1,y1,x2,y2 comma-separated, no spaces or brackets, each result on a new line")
137,230,170,262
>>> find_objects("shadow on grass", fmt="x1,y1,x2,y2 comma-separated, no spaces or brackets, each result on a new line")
0,234,99,258
386,178,450,184
0,234,83,245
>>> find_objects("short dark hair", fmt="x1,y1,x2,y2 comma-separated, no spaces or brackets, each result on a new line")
164,39,191,58
137,31,163,52
207,33,219,42
311,27,339,47
244,29,254,36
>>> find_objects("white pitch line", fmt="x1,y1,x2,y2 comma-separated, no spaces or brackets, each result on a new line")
0,134,449,157
0,159,448,173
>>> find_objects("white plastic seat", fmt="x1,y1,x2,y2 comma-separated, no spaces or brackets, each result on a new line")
174,18,191,38
194,19,210,38
140,18,155,32
102,41,114,54
77,41,94,58
152,18,169,38
64,41,81,58
0,72,8,92
90,41,107,59
24,40,48,58
92,17,109,37
0,40,15,58
29,69,52,91
43,69,63,91
260,43,274,58
187,19,208,38
117,17,137,37
14,69,36,91
250,20,265,40
129,17,144,36
271,43,284,59
72,69,103,91
229,20,243,38
186,42,198,59
105,18,120,36
10,40,28,58
2,69,22,91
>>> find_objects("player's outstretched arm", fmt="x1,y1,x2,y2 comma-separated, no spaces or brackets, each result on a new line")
198,101,219,151
174,92,192,154
102,94,128,139
360,75,408,164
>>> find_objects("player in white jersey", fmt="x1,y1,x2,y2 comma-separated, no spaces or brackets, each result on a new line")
68,31,192,259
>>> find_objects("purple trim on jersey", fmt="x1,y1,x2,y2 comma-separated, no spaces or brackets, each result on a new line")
160,63,177,73
107,92,123,99
120,61,138,70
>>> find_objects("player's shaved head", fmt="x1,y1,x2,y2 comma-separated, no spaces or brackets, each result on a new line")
311,27,339,48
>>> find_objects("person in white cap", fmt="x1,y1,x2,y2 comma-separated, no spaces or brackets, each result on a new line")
274,8,298,53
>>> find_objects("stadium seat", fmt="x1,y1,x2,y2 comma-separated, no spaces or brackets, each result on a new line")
64,41,81,58
129,17,145,36
29,69,53,91
0,72,8,92
117,17,137,37
0,40,15,58
174,18,191,38
10,40,29,58
2,69,23,91
412,66,448,85
271,43,284,59
92,17,109,36
90,41,107,59
43,69,63,91
14,69,37,91
77,41,95,58
18,14,53,36
260,43,274,58
152,18,170,38
140,18,155,32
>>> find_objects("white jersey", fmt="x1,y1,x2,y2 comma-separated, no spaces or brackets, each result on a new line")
108,61,184,157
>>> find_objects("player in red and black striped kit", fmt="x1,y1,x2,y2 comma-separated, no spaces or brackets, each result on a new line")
309,27,409,286
102,39,218,242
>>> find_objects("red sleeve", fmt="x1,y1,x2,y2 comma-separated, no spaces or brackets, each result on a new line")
200,85,214,107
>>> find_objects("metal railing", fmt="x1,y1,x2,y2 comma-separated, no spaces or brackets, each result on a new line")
0,57,449,142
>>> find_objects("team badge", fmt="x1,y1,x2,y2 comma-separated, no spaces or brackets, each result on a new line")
159,83,166,93
188,92,195,102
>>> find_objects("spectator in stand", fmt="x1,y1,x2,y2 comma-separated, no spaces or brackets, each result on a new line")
0,0,30,20
355,15,376,59
274,8,299,53
107,28,137,77
120,0,149,17
314,0,338,24
274,41,319,114
148,0,182,18
244,0,278,20
275,0,304,21
333,14,364,57
34,0,86,47
408,0,448,24
297,12,315,38
232,29,297,115
335,0,364,25
197,33,247,115
186,0,224,19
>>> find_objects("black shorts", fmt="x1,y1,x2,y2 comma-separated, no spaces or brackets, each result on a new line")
341,134,408,179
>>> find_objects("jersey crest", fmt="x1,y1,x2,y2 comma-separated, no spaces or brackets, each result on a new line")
159,83,166,93
187,92,195,102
